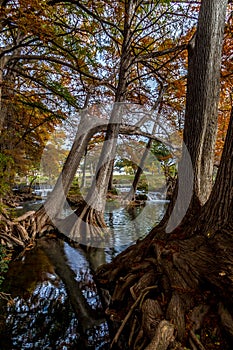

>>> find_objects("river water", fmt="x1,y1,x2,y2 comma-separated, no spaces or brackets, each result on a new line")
0,198,167,349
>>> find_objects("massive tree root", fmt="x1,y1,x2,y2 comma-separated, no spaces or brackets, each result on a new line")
56,201,110,245
95,224,233,349
0,207,55,249
0,198,109,250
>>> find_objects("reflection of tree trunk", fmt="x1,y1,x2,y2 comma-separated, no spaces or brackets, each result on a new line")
84,246,107,271
39,237,105,334
125,139,152,201
0,291,13,349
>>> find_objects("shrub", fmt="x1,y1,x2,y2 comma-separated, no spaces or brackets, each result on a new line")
108,187,118,195
137,179,148,192
0,153,14,197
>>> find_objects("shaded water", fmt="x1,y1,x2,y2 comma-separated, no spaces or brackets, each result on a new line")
0,200,167,349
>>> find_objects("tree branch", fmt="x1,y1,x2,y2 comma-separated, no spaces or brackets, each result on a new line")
133,44,188,64
11,67,80,109
48,0,123,34
9,54,116,92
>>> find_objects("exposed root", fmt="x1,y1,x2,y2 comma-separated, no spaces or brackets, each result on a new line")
110,286,158,348
189,330,206,350
95,227,233,349
144,320,175,350
0,207,55,249
14,210,35,222
141,299,163,339
58,203,110,245
0,292,12,301
0,199,111,250
130,270,156,300
112,273,140,302
0,210,34,248
218,302,233,338
128,315,138,347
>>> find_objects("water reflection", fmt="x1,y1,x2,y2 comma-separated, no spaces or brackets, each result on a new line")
1,243,109,349
1,201,167,349
104,201,166,261
6,282,79,349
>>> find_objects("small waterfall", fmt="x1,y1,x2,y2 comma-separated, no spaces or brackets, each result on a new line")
33,184,53,198
114,187,170,202
146,191,169,203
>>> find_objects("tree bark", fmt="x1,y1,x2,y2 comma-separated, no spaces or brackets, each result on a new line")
201,107,233,231
164,0,229,233
108,164,114,192
183,0,228,204
125,138,152,201
80,146,87,189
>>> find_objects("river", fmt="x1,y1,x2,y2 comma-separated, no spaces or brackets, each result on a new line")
0,198,167,349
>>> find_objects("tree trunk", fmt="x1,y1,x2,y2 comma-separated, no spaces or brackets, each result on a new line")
125,90,165,202
183,0,228,204
0,42,14,134
125,138,152,201
46,129,87,209
63,1,134,242
164,0,228,233
200,107,233,231
94,1,233,349
108,164,114,192
80,146,87,189
65,104,128,243
0,57,9,133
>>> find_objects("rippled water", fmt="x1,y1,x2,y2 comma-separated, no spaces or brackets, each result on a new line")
0,200,167,349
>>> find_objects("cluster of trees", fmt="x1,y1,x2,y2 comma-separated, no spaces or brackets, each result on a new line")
1,0,233,348
0,0,230,219
0,0,199,233
0,2,190,178
0,0,231,204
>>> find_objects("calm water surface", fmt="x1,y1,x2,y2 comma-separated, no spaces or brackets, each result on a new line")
0,199,167,349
